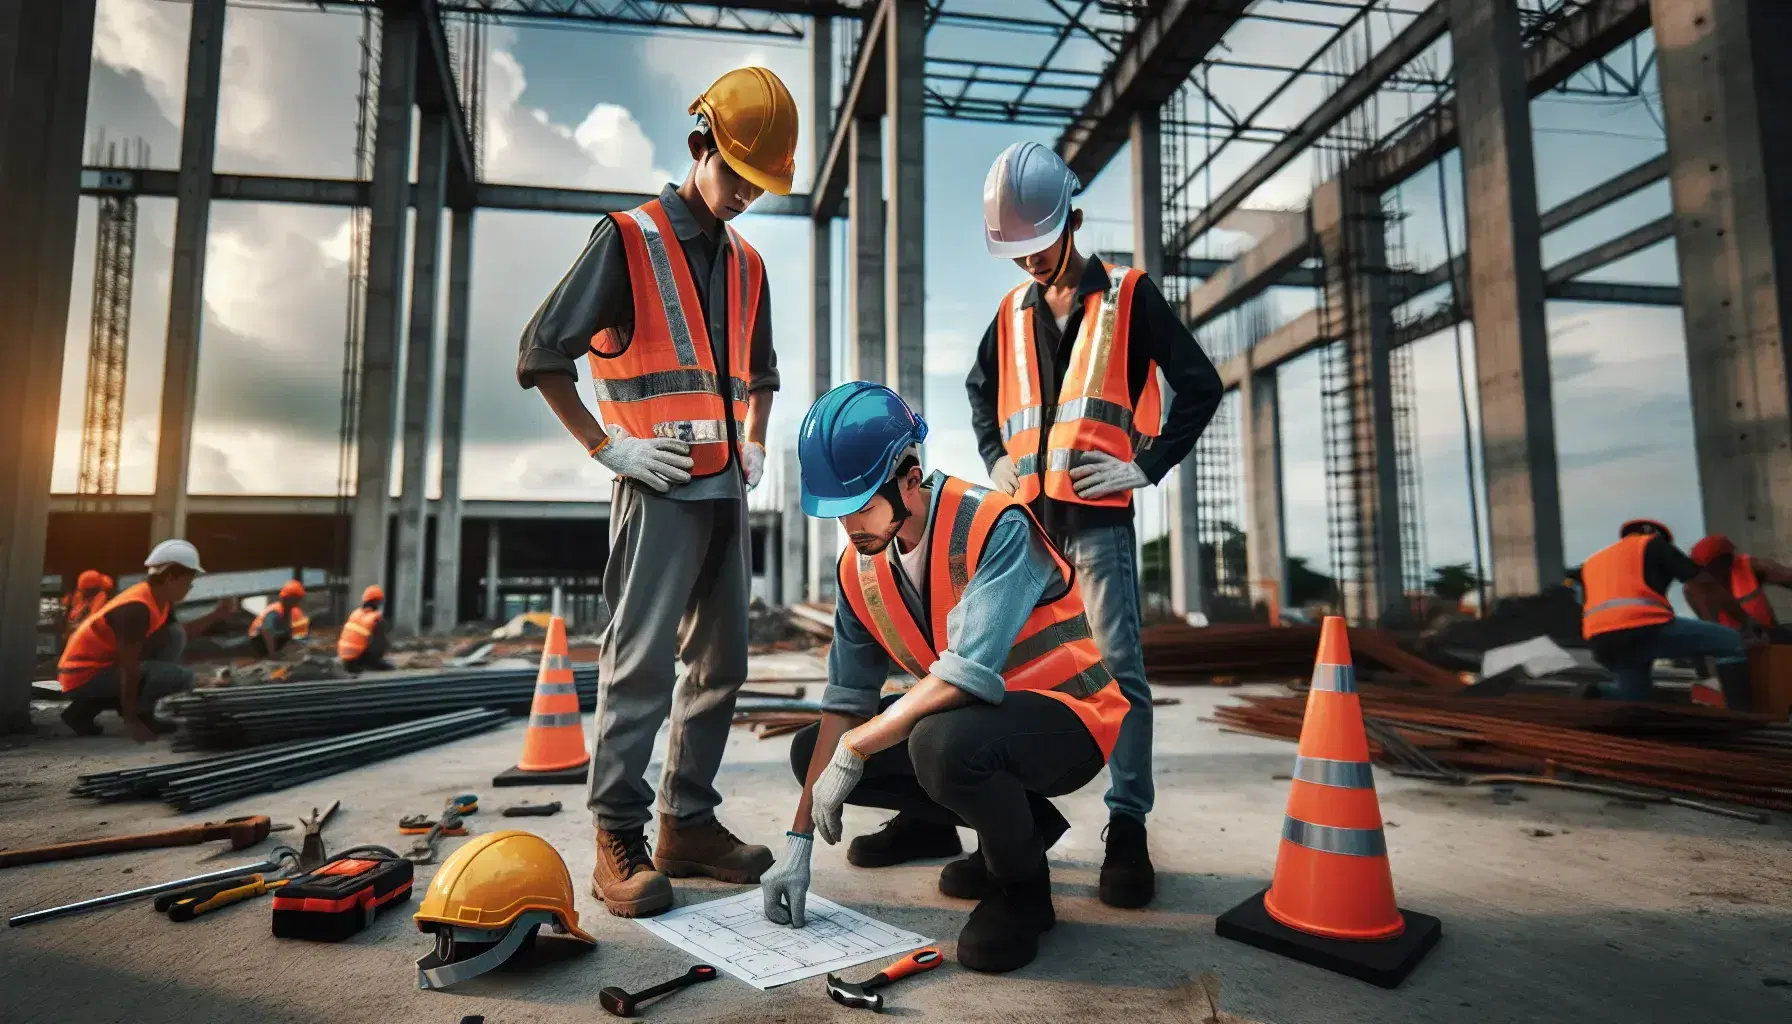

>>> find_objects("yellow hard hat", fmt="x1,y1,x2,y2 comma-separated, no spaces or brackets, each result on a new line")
413,830,594,989
689,66,798,196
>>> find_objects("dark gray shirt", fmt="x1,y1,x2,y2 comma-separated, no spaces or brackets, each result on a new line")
517,183,780,502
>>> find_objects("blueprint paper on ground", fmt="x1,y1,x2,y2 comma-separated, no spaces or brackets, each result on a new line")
635,888,930,990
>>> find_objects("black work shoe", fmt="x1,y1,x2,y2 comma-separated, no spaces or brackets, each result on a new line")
60,702,103,737
847,812,962,868
938,849,987,900
1098,813,1155,909
956,859,1054,974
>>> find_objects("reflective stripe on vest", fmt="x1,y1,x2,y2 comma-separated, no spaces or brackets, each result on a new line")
57,582,172,692
1720,554,1777,629
586,199,759,479
993,265,1163,509
835,473,1130,756
1580,534,1677,639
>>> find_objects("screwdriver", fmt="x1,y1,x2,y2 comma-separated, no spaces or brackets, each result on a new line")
160,873,290,921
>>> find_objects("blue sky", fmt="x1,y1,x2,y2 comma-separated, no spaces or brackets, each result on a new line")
59,0,1703,594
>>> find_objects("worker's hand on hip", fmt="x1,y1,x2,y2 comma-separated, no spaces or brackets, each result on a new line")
592,426,694,493
761,831,813,927
990,455,1020,496
810,742,865,846
1068,451,1149,500
741,440,766,489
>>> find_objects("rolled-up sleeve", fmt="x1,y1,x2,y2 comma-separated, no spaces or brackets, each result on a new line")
822,590,888,719
932,509,1059,704
748,273,780,393
517,217,632,389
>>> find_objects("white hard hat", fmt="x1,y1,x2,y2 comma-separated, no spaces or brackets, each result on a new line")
983,141,1079,259
144,539,204,574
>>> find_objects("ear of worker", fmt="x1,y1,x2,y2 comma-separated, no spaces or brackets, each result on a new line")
1215,616,1442,988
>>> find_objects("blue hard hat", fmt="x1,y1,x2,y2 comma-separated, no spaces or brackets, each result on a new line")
799,381,928,518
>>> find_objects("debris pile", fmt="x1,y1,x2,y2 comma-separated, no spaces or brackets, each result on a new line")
1214,686,1792,815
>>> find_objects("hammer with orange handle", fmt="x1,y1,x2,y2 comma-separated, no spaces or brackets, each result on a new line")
825,947,944,1011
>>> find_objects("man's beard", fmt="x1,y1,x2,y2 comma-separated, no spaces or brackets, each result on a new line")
849,524,899,556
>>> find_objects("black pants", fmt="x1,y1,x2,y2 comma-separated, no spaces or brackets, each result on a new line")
788,691,1105,881
343,630,392,672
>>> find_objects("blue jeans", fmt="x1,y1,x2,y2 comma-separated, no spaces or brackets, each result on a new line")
1057,524,1152,823
1596,617,1746,701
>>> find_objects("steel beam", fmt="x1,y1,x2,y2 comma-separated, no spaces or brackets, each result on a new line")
149,0,227,544
0,0,95,731
1545,215,1675,285
814,0,888,221
1539,153,1669,234
1054,0,1253,184
1180,212,1316,329
394,112,449,634
79,167,811,217
434,209,473,630
350,8,420,608
1167,2,1447,258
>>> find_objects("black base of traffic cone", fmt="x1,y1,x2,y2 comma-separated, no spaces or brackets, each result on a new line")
1215,887,1441,989
492,762,590,787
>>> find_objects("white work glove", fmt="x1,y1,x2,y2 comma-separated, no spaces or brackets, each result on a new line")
761,831,814,927
593,425,693,493
811,742,865,846
741,440,766,490
989,455,1020,496
1069,451,1150,500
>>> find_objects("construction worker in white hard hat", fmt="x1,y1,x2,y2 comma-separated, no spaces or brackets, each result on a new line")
413,830,596,988
515,66,799,917
56,539,238,742
947,141,1223,909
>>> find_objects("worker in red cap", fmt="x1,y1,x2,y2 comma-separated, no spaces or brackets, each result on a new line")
1573,519,1759,704
1688,534,1792,642
62,569,110,646
339,584,393,673
248,579,311,658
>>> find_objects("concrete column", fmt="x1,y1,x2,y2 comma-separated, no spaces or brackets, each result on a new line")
884,0,925,411
1240,364,1287,620
349,11,418,603
484,520,501,621
1167,463,1206,621
848,115,884,384
1129,108,1164,281
1313,176,1403,624
807,14,832,603
0,0,95,731
433,208,473,631
1448,0,1564,599
393,112,447,634
1653,0,1792,608
149,0,227,542
781,448,806,606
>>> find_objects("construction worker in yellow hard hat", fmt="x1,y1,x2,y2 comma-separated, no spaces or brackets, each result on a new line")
515,66,799,919
414,830,595,988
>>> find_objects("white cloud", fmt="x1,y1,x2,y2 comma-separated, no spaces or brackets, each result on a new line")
92,0,188,122
923,327,977,378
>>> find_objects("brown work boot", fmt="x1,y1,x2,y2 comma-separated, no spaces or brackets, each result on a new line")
591,827,674,918
653,815,774,884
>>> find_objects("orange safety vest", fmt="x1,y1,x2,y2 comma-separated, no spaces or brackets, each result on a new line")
338,607,383,661
250,605,310,641
835,474,1131,757
1716,554,1777,629
994,264,1163,507
586,199,762,479
1580,534,1676,639
57,582,172,692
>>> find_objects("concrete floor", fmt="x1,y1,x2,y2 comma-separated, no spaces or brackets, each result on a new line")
4,670,1791,1024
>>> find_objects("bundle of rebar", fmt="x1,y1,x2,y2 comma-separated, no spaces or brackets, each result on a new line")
1212,687,1792,812
163,666,599,750
73,709,510,811
1141,622,1461,687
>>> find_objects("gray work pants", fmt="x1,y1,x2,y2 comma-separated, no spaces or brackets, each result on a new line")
69,623,195,716
589,480,750,832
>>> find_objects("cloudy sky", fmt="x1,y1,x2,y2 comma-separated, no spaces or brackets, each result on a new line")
58,0,1698,594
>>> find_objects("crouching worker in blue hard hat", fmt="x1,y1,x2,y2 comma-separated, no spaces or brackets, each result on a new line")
761,381,1131,974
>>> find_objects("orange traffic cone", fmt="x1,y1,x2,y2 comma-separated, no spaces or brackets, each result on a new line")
1216,616,1441,988
492,616,591,786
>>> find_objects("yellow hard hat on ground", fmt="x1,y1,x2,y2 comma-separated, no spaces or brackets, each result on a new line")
689,66,798,196
413,830,594,989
